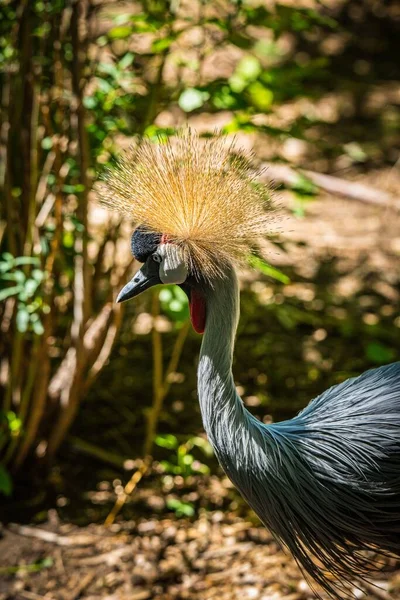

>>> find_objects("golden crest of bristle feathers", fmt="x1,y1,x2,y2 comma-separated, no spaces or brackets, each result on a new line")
97,129,274,280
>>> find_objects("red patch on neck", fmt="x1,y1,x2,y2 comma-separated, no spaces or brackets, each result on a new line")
190,288,206,334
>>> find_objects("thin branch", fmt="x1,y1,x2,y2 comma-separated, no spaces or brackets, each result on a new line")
260,162,400,210
83,304,123,392
45,302,114,460
162,319,190,399
71,0,91,323
143,291,164,457
7,524,98,547
105,299,190,526
103,457,150,527
13,343,51,470
68,436,134,470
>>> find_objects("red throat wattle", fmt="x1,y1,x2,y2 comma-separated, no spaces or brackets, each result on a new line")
189,288,206,334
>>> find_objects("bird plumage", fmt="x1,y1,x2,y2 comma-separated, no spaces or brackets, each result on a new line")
105,130,400,599
199,266,400,598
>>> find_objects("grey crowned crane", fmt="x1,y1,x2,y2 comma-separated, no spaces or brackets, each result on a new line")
99,130,400,598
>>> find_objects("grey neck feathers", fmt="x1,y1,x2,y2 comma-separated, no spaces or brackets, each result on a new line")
198,267,251,474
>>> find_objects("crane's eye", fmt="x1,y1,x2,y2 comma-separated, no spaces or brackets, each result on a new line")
152,253,162,263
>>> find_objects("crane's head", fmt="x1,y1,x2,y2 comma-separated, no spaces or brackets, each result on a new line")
116,228,207,333
97,129,274,333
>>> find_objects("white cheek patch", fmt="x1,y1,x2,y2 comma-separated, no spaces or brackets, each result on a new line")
158,244,188,284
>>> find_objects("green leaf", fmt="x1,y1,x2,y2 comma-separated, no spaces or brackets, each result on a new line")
0,272,25,283
247,81,274,111
108,26,132,40
365,342,395,364
0,285,23,301
212,86,237,110
182,453,194,466
166,498,195,517
7,412,22,434
62,184,85,194
83,96,97,109
291,173,319,195
192,462,210,474
189,436,213,456
63,231,74,248
97,78,113,93
236,55,262,81
118,52,134,69
24,278,39,297
248,255,290,284
113,13,131,26
41,137,53,150
0,263,13,274
0,465,12,496
159,285,189,322
13,256,40,267
155,434,178,450
0,557,53,574
16,308,30,332
151,36,174,54
32,319,45,336
178,88,210,112
32,269,44,283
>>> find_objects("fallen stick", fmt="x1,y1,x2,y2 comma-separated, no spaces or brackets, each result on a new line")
7,523,97,547
203,542,254,560
69,571,97,600
80,545,131,566
19,591,50,600
260,162,400,210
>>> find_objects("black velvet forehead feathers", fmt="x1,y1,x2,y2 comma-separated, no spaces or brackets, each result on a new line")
130,228,161,263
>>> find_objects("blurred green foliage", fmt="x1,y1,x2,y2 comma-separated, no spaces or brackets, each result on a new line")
0,253,47,334
156,434,212,478
159,286,190,323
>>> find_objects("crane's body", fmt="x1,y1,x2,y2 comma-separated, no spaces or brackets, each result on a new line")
99,130,400,598
198,265,400,596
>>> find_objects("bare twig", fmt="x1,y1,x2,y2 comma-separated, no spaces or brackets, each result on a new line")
143,291,164,456
13,342,51,469
105,296,190,526
162,319,190,399
48,303,114,399
35,149,56,205
7,524,97,547
70,572,97,600
260,162,400,210
19,591,49,600
80,546,131,566
71,0,91,323
68,436,134,470
23,76,41,257
35,158,71,227
104,458,151,526
84,303,124,392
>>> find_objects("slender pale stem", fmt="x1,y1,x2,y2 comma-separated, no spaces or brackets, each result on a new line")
105,293,190,526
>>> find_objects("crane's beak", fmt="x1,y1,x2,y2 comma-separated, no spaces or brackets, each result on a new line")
116,263,161,303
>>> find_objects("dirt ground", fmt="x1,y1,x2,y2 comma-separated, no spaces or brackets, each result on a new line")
1,512,400,600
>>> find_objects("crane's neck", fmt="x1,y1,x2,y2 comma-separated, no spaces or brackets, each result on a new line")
198,266,248,463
